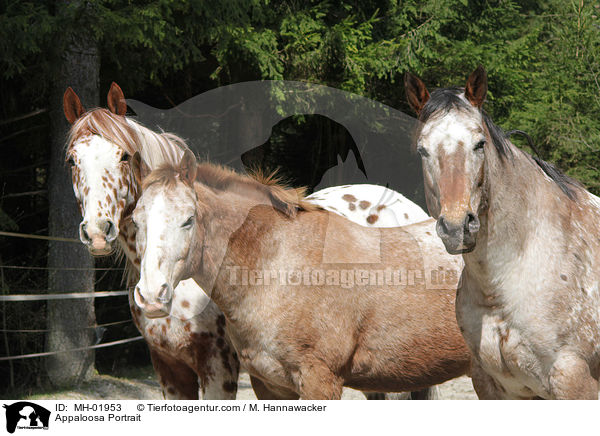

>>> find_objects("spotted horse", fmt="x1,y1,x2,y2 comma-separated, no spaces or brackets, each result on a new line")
406,66,600,399
306,184,429,227
63,83,439,400
130,150,470,400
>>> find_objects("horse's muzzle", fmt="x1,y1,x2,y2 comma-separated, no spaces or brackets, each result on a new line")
80,219,118,255
133,284,172,318
436,213,480,254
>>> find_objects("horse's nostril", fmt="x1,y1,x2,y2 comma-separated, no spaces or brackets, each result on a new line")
80,222,91,243
135,286,145,303
158,283,170,303
436,216,449,236
105,219,117,241
466,212,480,233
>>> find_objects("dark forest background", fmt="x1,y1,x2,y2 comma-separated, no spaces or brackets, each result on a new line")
0,0,598,394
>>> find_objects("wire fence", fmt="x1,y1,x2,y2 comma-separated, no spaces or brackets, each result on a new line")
0,230,143,363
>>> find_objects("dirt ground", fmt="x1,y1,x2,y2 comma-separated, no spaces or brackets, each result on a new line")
236,373,477,400
21,368,477,400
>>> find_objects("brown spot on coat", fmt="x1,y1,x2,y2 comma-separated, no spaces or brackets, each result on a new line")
359,200,371,210
342,194,357,202
181,300,190,308
377,205,386,211
220,347,233,373
366,214,379,224
222,381,236,393
189,332,217,387
349,203,356,211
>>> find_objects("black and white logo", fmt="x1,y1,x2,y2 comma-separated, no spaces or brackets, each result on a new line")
3,402,50,433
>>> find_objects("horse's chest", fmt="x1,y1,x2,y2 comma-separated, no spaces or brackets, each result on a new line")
130,302,219,367
132,308,186,348
226,320,293,390
458,301,549,398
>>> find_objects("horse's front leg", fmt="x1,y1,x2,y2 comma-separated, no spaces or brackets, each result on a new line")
549,352,598,400
470,358,506,399
149,349,199,399
199,330,240,400
298,361,343,400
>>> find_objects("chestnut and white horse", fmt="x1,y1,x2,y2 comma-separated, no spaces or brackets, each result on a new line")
129,150,470,399
405,66,600,399
63,83,435,399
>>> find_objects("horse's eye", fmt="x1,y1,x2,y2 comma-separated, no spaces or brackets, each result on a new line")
417,146,430,158
474,140,486,151
120,153,130,162
182,216,194,228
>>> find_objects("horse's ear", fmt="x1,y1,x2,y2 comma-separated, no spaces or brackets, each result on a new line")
404,72,430,116
107,82,127,116
63,87,85,124
465,65,487,108
131,152,149,186
180,149,197,185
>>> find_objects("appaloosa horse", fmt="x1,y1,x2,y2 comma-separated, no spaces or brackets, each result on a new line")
63,84,239,399
405,66,600,399
129,150,470,399
306,184,428,227
63,83,437,399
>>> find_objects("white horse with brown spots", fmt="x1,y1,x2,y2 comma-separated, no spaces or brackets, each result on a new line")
63,83,438,399
306,185,428,227
405,66,600,399
129,150,471,400
63,85,239,399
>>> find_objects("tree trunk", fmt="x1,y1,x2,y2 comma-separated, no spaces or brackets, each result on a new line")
45,3,99,386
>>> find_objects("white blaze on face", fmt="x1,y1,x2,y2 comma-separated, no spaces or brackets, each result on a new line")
69,134,133,252
134,183,197,309
420,109,484,155
418,105,486,220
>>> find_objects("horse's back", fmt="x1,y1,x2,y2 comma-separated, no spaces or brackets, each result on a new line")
307,184,429,227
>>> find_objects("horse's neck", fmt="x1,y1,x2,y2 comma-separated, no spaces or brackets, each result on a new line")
117,183,141,269
126,119,183,170
465,144,562,285
190,183,278,309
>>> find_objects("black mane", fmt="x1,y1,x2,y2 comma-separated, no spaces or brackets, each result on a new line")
419,87,579,200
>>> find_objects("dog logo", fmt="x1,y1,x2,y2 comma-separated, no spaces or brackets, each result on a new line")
3,402,50,433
